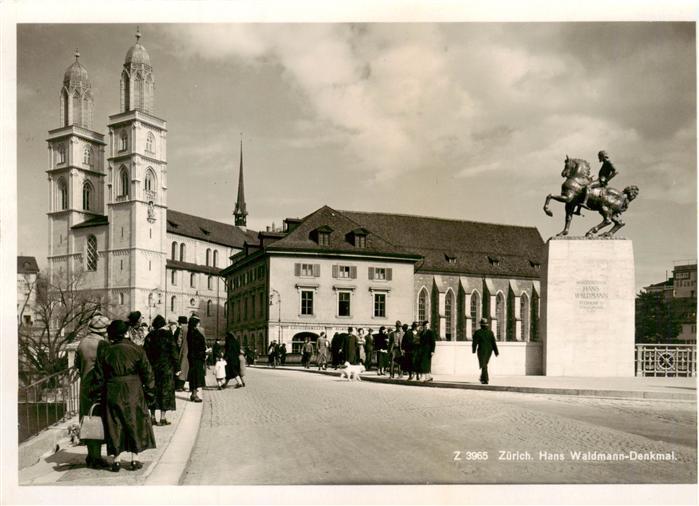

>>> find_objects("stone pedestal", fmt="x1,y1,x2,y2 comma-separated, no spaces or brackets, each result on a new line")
541,238,635,376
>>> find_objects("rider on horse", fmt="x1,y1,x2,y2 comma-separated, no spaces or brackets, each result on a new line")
575,150,619,215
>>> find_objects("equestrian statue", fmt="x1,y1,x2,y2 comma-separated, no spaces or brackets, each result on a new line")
543,151,639,238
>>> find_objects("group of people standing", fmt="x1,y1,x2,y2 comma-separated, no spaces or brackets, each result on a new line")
74,310,211,472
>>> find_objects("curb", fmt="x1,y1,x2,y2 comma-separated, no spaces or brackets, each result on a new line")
252,366,697,401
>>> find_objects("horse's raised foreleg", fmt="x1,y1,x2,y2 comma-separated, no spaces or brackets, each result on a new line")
544,194,571,217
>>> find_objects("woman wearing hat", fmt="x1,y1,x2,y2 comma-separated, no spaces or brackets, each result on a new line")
186,314,207,402
93,320,157,472
75,314,111,469
224,331,243,388
126,311,145,346
143,315,179,425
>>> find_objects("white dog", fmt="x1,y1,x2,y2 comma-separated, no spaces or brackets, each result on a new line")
339,361,365,381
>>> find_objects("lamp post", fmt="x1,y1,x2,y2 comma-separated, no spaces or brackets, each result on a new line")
269,289,281,348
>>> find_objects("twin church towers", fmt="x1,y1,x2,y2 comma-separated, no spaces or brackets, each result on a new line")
47,29,249,322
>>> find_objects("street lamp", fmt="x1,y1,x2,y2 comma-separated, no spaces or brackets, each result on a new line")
269,289,281,348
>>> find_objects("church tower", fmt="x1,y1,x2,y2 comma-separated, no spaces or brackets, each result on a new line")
233,138,248,229
47,50,107,285
106,28,168,314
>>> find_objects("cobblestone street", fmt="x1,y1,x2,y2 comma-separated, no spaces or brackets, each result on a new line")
181,368,696,485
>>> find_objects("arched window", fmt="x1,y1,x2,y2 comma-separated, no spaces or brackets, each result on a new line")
417,287,428,322
171,242,177,260
146,132,154,153
57,178,68,210
520,293,530,342
119,167,129,197
57,144,66,164
444,289,454,341
144,168,156,192
86,235,97,271
207,300,212,316
83,146,92,166
206,248,211,266
72,91,81,124
171,269,177,286
82,181,92,210
469,290,481,338
120,131,128,151
180,243,186,262
213,250,219,267
190,273,196,288
170,296,176,312
207,275,213,290
119,293,124,305
496,292,506,340
531,291,540,341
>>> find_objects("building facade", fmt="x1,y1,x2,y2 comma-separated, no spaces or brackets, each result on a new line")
644,262,697,343
45,32,254,337
222,206,544,373
17,256,41,326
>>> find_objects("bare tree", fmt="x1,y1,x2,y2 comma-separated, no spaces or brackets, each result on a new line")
18,269,115,377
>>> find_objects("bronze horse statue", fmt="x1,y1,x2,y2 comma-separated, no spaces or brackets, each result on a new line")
543,156,639,237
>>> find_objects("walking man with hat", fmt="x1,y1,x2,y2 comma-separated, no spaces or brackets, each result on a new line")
472,318,499,385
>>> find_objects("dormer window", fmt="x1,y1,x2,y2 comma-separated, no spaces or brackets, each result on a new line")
199,227,210,236
313,225,334,246
350,227,369,248
445,254,457,264
487,255,500,267
529,260,541,270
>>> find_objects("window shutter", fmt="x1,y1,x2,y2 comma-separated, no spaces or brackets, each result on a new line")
350,266,357,279
368,267,374,280
313,264,320,277
294,263,301,276
332,265,338,278
386,268,393,281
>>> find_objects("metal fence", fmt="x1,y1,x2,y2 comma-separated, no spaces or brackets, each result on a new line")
635,344,697,377
18,367,80,443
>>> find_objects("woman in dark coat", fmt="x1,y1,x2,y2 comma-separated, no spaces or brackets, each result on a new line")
330,332,343,368
401,323,417,380
345,328,358,365
93,320,156,472
186,314,207,402
418,321,437,381
143,315,179,425
224,331,242,388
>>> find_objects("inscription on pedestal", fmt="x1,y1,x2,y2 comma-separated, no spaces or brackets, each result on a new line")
574,280,609,313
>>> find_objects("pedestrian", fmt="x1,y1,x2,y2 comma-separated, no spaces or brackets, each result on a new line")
418,320,437,382
365,328,374,371
330,332,343,368
186,314,206,402
472,318,499,384
238,347,247,387
357,328,366,365
301,337,314,369
176,316,189,391
143,314,179,425
374,326,389,376
93,320,156,472
75,314,111,469
211,338,223,367
214,353,227,390
401,322,418,380
279,342,287,365
267,340,277,367
126,311,145,346
412,322,424,381
316,331,330,370
388,321,404,378
224,331,244,388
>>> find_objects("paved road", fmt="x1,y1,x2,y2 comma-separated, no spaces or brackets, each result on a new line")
181,368,697,485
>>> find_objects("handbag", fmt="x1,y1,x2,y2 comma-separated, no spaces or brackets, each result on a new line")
79,403,105,441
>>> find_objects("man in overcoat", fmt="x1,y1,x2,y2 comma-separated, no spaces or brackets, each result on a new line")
331,332,344,368
186,314,207,402
374,326,389,375
401,323,417,380
388,321,404,378
472,318,499,384
364,328,374,371
345,327,358,365
419,320,437,382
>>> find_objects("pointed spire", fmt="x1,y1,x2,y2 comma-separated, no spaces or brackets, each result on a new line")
135,26,142,43
234,133,248,228
74,48,80,61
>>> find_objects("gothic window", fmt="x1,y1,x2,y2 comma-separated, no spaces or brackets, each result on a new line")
190,273,196,288
213,250,219,267
520,293,530,342
170,296,176,312
171,269,177,286
469,290,481,338
207,275,213,290
119,293,124,305
82,181,92,210
146,132,155,153
445,289,455,341
496,292,506,340
119,167,129,197
418,287,428,322
86,235,97,271
206,248,211,266
531,291,540,341
83,146,92,166
144,169,156,193
57,144,66,164
57,178,68,210
119,131,128,151
180,243,186,262
72,91,81,125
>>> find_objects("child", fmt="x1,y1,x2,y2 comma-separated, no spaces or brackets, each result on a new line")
214,353,227,390
238,349,247,387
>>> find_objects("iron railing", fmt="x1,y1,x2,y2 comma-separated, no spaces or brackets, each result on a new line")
635,344,697,377
18,367,80,443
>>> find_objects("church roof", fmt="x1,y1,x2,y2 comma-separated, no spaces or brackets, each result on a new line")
340,210,545,278
72,215,108,229
166,209,257,249
17,256,40,274
125,29,151,66
63,51,91,88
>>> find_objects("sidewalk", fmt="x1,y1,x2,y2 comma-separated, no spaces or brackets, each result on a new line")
255,364,697,401
19,389,203,486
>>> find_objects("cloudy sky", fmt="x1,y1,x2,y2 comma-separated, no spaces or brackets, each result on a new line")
16,21,696,292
